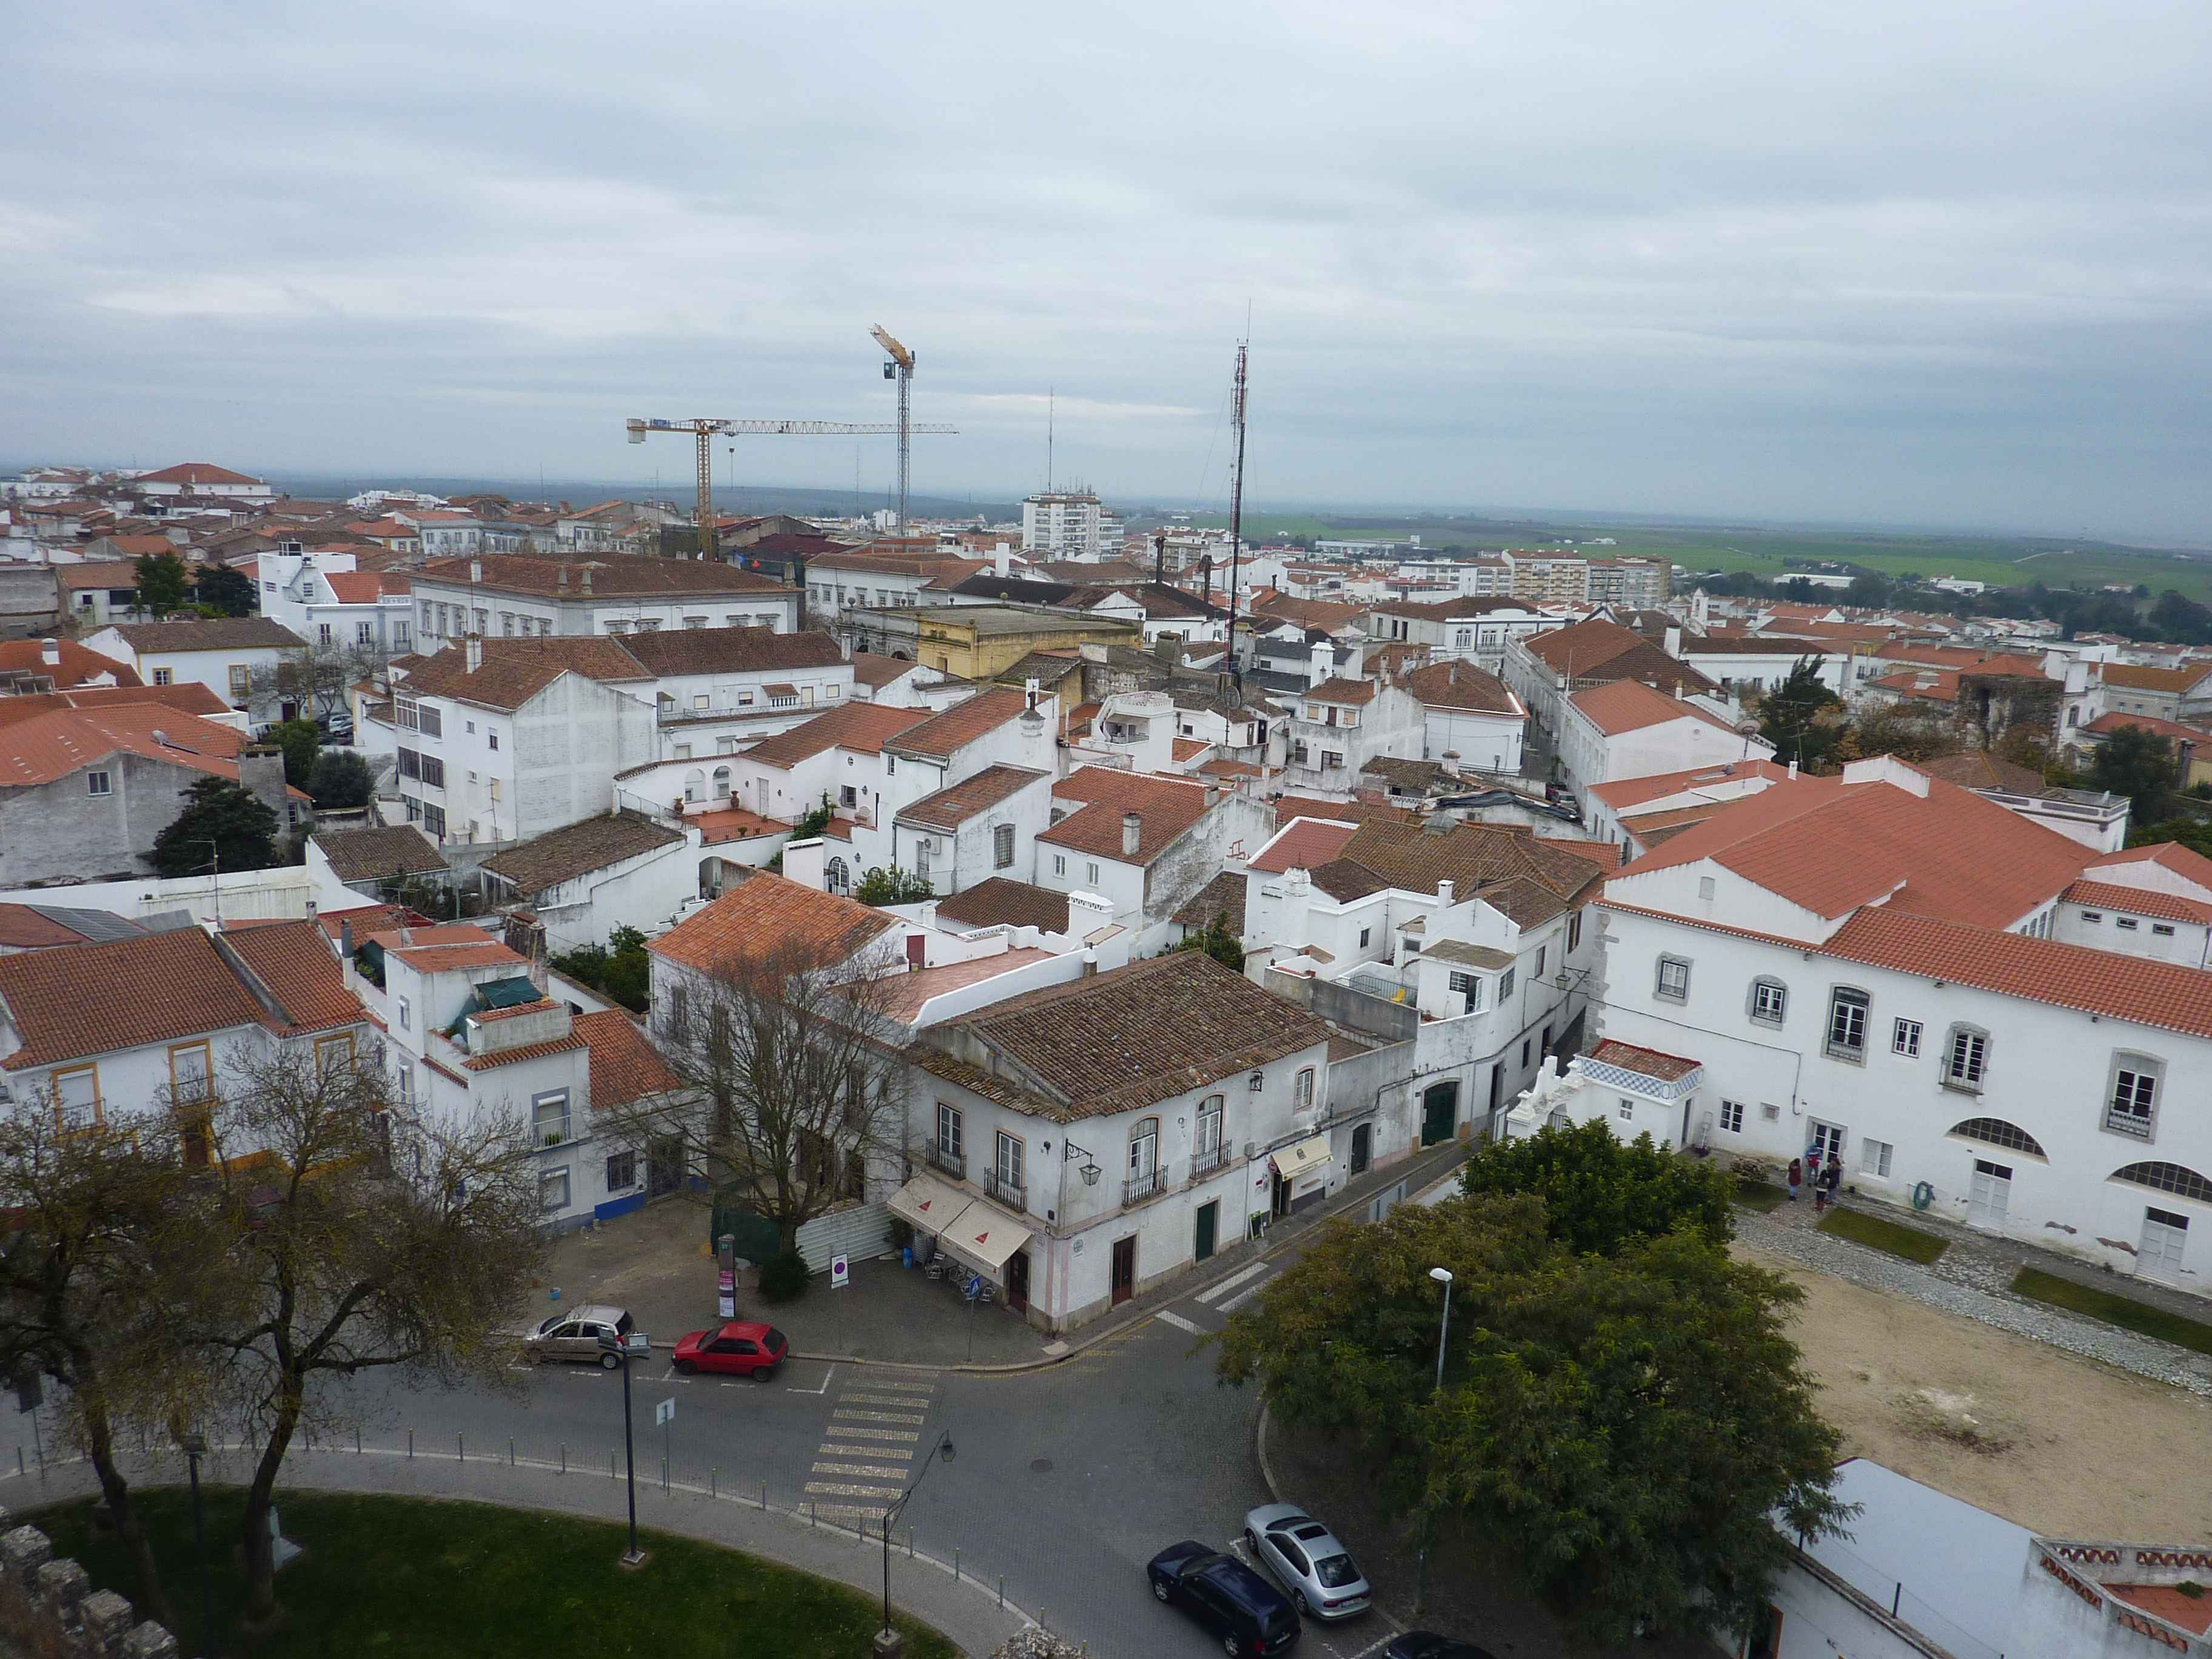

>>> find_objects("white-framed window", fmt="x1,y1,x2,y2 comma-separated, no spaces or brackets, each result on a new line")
1568,910,1583,953
1655,956,1691,1002
397,996,411,1030
1535,945,1547,979
1359,928,1372,949
2117,917,2140,933
1447,971,1483,1013
153,668,172,686
994,1130,1025,1198
85,770,111,797
1892,1017,1922,1057
1196,1094,1224,1156
52,1065,99,1130
1718,1099,1744,1134
994,823,1015,869
1826,988,1869,1059
2080,909,2103,924
532,1090,571,1146
936,1101,963,1159
2106,1055,2161,1140
1087,862,1100,884
1748,978,1786,1026
1942,1025,1988,1092
2153,923,2177,937
539,1167,571,1213
1499,965,1515,1000
1294,1068,1315,1113
1617,1098,1635,1121
1860,1138,1894,1178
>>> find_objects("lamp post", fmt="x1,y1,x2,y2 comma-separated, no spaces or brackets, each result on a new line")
598,1332,647,1566
876,1429,955,1659
1413,1266,1453,1615
177,1429,216,1658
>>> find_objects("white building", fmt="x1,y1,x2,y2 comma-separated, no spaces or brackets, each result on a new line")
83,616,309,712
1555,678,1771,796
255,549,415,657
480,810,700,953
1036,767,1272,947
1364,597,1566,671
1276,646,1427,793
1402,659,1527,775
126,463,275,503
1021,490,1116,561
410,553,800,648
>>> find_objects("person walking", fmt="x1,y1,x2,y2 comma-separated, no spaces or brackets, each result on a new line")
1788,1156,1803,1202
1821,1159,1842,1212
1814,1160,1830,1214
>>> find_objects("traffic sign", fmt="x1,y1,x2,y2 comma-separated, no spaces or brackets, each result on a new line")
830,1253,850,1290
655,1397,675,1428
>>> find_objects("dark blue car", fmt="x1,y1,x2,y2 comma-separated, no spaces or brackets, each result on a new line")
1148,1540,1301,1657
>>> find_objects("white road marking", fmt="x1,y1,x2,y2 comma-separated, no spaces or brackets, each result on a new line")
1218,1281,1270,1315
826,1426,921,1443
864,1376,937,1392
1197,1260,1270,1304
833,1408,926,1424
1339,1629,1403,1659
1155,1310,1204,1335
820,1443,912,1463
812,1461,913,1480
786,1364,836,1396
809,1503,891,1524
805,1480,905,1500
841,1391,934,1407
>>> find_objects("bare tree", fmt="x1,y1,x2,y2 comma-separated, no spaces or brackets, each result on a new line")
185,1039,546,1625
600,939,912,1252
0,1096,195,1629
246,637,387,724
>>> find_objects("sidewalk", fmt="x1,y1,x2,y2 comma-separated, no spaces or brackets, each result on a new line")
530,1138,1475,1373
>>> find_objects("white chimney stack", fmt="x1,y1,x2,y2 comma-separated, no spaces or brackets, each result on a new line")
466,634,483,672
1122,811,1142,858
1309,640,1333,688
469,559,482,583
1664,624,1683,657
38,638,58,667
994,542,1012,578
1437,879,1455,908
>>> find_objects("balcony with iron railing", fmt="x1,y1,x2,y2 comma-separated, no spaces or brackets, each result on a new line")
2104,1106,2153,1141
1190,1142,1228,1179
928,1142,967,1180
985,1169,1027,1213
1122,1166,1165,1207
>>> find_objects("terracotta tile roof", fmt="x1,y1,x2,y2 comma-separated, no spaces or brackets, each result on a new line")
1611,769,2090,927
575,1009,684,1108
1587,1039,1701,1082
1250,817,1362,874
482,811,684,895
1917,751,2049,794
1867,668,1960,703
886,688,1034,759
219,919,366,1034
895,765,1048,831
0,928,269,1070
1360,757,1456,794
1320,819,1604,927
0,906,119,950
1301,677,1378,706
98,617,304,654
2083,712,2208,745
2060,879,2212,927
0,706,272,791
1171,870,1246,934
2090,842,2212,889
1586,760,1794,811
685,806,785,845
1171,738,1208,762
848,652,919,690
874,947,1059,1023
615,628,844,679
1524,618,1718,695
647,868,897,973
1569,678,1740,738
1403,659,1518,715
461,1032,590,1070
1270,794,1419,828
321,571,412,604
53,561,142,593
0,640,142,691
1540,837,1625,871
934,878,1071,935
369,927,525,972
135,462,263,486
2102,662,2212,693
742,700,928,768
1039,768,1213,865
313,824,445,883
914,951,1329,1122
318,903,432,942
417,552,792,600
394,637,651,712
1197,758,1262,780
1248,592,1367,631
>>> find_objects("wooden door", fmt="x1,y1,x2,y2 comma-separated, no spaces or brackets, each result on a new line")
1110,1236,1136,1306
1195,1201,1219,1264
1421,1082,1460,1147
1005,1248,1031,1312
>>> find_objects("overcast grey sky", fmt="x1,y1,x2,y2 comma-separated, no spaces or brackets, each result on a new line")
2,1,2208,538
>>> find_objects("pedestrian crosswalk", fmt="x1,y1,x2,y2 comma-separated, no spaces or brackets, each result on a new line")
804,1371,938,1528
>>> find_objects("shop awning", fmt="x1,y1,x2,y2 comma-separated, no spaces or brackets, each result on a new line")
937,1196,1034,1275
1269,1134,1332,1181
887,1171,973,1233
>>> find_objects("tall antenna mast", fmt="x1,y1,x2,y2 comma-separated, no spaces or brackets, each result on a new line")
1047,387,1055,493
1226,339,1250,688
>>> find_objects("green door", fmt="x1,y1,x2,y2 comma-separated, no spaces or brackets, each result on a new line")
1195,1201,1219,1263
1421,1082,1460,1147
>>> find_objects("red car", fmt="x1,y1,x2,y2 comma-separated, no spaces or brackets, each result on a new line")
672,1321,788,1379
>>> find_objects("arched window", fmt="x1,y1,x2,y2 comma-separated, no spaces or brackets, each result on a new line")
1948,1118,2046,1158
711,765,731,799
1127,1116,1161,1201
2112,1162,2212,1205
824,857,850,896
682,768,705,803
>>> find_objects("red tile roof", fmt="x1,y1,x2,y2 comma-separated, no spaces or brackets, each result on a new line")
0,906,107,950
886,688,1034,759
1568,678,1737,737
1171,738,1208,762
1586,760,1794,811
135,462,264,486
647,868,897,973
2060,879,2212,927
323,571,412,604
1250,816,1362,874
1540,837,1626,871
2102,662,2212,693
1039,768,1214,865
934,878,1071,935
1302,677,1377,706
2090,842,2212,891
1403,659,1518,716
741,701,928,768
0,640,142,691
2083,712,2208,745
219,919,367,1034
394,636,651,712
0,928,269,1070
1586,1039,1701,1082
0,706,288,793
896,764,1048,831
574,1010,683,1108
461,1032,590,1070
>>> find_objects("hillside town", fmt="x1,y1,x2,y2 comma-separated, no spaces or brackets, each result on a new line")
2,458,2210,1659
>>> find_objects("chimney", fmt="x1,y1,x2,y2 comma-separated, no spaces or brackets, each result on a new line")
38,638,58,667
340,918,356,990
1121,811,1142,858
1438,879,1455,908
1080,948,1098,977
1024,676,1041,712
469,559,482,584
1788,759,1799,780
1664,624,1682,657
466,634,483,672
994,542,1012,578
556,563,569,593
581,565,594,594
1309,640,1333,689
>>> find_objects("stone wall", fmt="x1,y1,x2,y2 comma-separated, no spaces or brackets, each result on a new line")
0,1512,176,1658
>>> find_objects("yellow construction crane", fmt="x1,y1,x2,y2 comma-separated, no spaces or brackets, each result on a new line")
624,411,956,555
870,325,919,534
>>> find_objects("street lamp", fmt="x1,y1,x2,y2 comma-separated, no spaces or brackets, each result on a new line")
876,1429,955,1659
176,1429,216,1659
1414,1266,1454,1615
597,1332,650,1566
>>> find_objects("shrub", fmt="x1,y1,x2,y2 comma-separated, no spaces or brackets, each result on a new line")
758,1248,811,1304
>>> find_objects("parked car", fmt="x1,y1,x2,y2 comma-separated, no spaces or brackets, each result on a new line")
1384,1637,1497,1659
523,1304,634,1368
672,1320,788,1379
1241,1504,1372,1620
1147,1540,1300,1657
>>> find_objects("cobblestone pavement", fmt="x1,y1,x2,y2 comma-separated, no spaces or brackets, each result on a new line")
1735,1194,2212,1396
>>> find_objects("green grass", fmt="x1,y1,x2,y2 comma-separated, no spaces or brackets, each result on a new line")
2011,1268,2212,1358
1818,1207,1949,1264
28,1489,957,1659
1732,1179,1788,1213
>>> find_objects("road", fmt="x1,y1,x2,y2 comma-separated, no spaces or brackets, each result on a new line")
0,1249,1407,1659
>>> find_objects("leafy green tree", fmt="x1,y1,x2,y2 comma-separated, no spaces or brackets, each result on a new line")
271,718,321,788
2128,817,2212,859
854,865,936,905
307,749,374,809
1173,910,1244,972
1845,572,1891,608
150,777,280,877
550,923,651,1013
1458,1118,1733,1255
132,550,190,618
1836,705,1959,765
1757,655,1844,769
2091,725,2178,822
193,563,256,617
1212,1196,1848,1643
2151,589,2212,645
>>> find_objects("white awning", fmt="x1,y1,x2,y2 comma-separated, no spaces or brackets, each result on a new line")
936,1196,1034,1276
887,1171,973,1234
1269,1134,1333,1181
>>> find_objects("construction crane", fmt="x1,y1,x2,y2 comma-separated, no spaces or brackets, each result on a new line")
870,324,919,534
624,413,956,555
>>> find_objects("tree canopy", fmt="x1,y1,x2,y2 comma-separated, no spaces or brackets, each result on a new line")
271,718,321,788
2091,725,2177,822
550,923,651,1013
150,776,281,877
1173,910,1244,972
854,865,936,906
307,749,375,809
193,563,256,617
1756,656,1843,769
1212,1196,1848,1643
132,550,190,618
1458,1118,1734,1255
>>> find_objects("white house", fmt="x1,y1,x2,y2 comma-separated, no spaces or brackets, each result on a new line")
1583,759,1797,861
1036,768,1272,947
848,686,1059,880
480,809,700,954
1403,658,1527,775
2054,843,2212,968
410,553,800,647
84,616,309,712
254,549,415,657
1276,647,1427,793
127,463,274,504
1555,678,1770,795
1363,596,1564,672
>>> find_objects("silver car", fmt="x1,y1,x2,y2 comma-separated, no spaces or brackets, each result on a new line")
523,1304,634,1368
1242,1503,1372,1620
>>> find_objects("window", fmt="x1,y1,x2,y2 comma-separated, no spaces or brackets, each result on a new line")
1825,988,1869,1059
229,664,252,695
994,823,1015,870
397,996,411,1031
1950,1117,2046,1156
421,803,446,839
1698,875,1716,900
1718,1099,1744,1134
1942,1025,1988,1091
1447,971,1482,1013
419,756,446,789
1655,956,1690,1002
539,1167,571,1213
533,1090,571,1146
993,1130,1025,1202
1749,979,1786,1026
1569,911,1583,953
1860,1139,1894,1178
1499,965,1515,1000
915,838,931,876
1535,945,1547,979
152,668,172,686
487,731,498,751
1051,854,1067,877
1087,862,1100,884
1892,1017,1922,1057
2106,1056,2161,1140
85,770,110,797
52,1067,98,1130
2117,917,2139,933
1295,1068,1315,1113
2113,1162,2212,1205
1617,1099,1635,1121
317,623,333,646
606,1151,637,1191
1127,1118,1159,1194
1359,928,1372,949
1196,1094,1223,1156
313,1033,355,1076
169,1042,212,1105
936,1102,963,1160
2154,923,2176,937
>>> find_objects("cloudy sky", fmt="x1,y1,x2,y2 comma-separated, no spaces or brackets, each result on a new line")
3,1,2208,538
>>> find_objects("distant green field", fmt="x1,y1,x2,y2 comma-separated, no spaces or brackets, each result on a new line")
1167,512,2212,603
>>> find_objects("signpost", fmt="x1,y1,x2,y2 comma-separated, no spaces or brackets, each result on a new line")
656,1395,674,1488
717,1269,735,1321
830,1253,850,1290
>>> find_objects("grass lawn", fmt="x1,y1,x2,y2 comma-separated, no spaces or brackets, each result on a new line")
30,1489,959,1659
1733,1179,1788,1213
1818,1207,1949,1264
2011,1268,2212,1358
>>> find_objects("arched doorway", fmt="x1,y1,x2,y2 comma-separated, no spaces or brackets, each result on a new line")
825,856,850,897
711,764,731,800
682,768,705,804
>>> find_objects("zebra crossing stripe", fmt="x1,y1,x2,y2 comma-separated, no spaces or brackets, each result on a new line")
841,1392,933,1407
825,1424,920,1442
833,1408,926,1424
821,1444,913,1462
813,1461,913,1480
806,1480,905,1500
